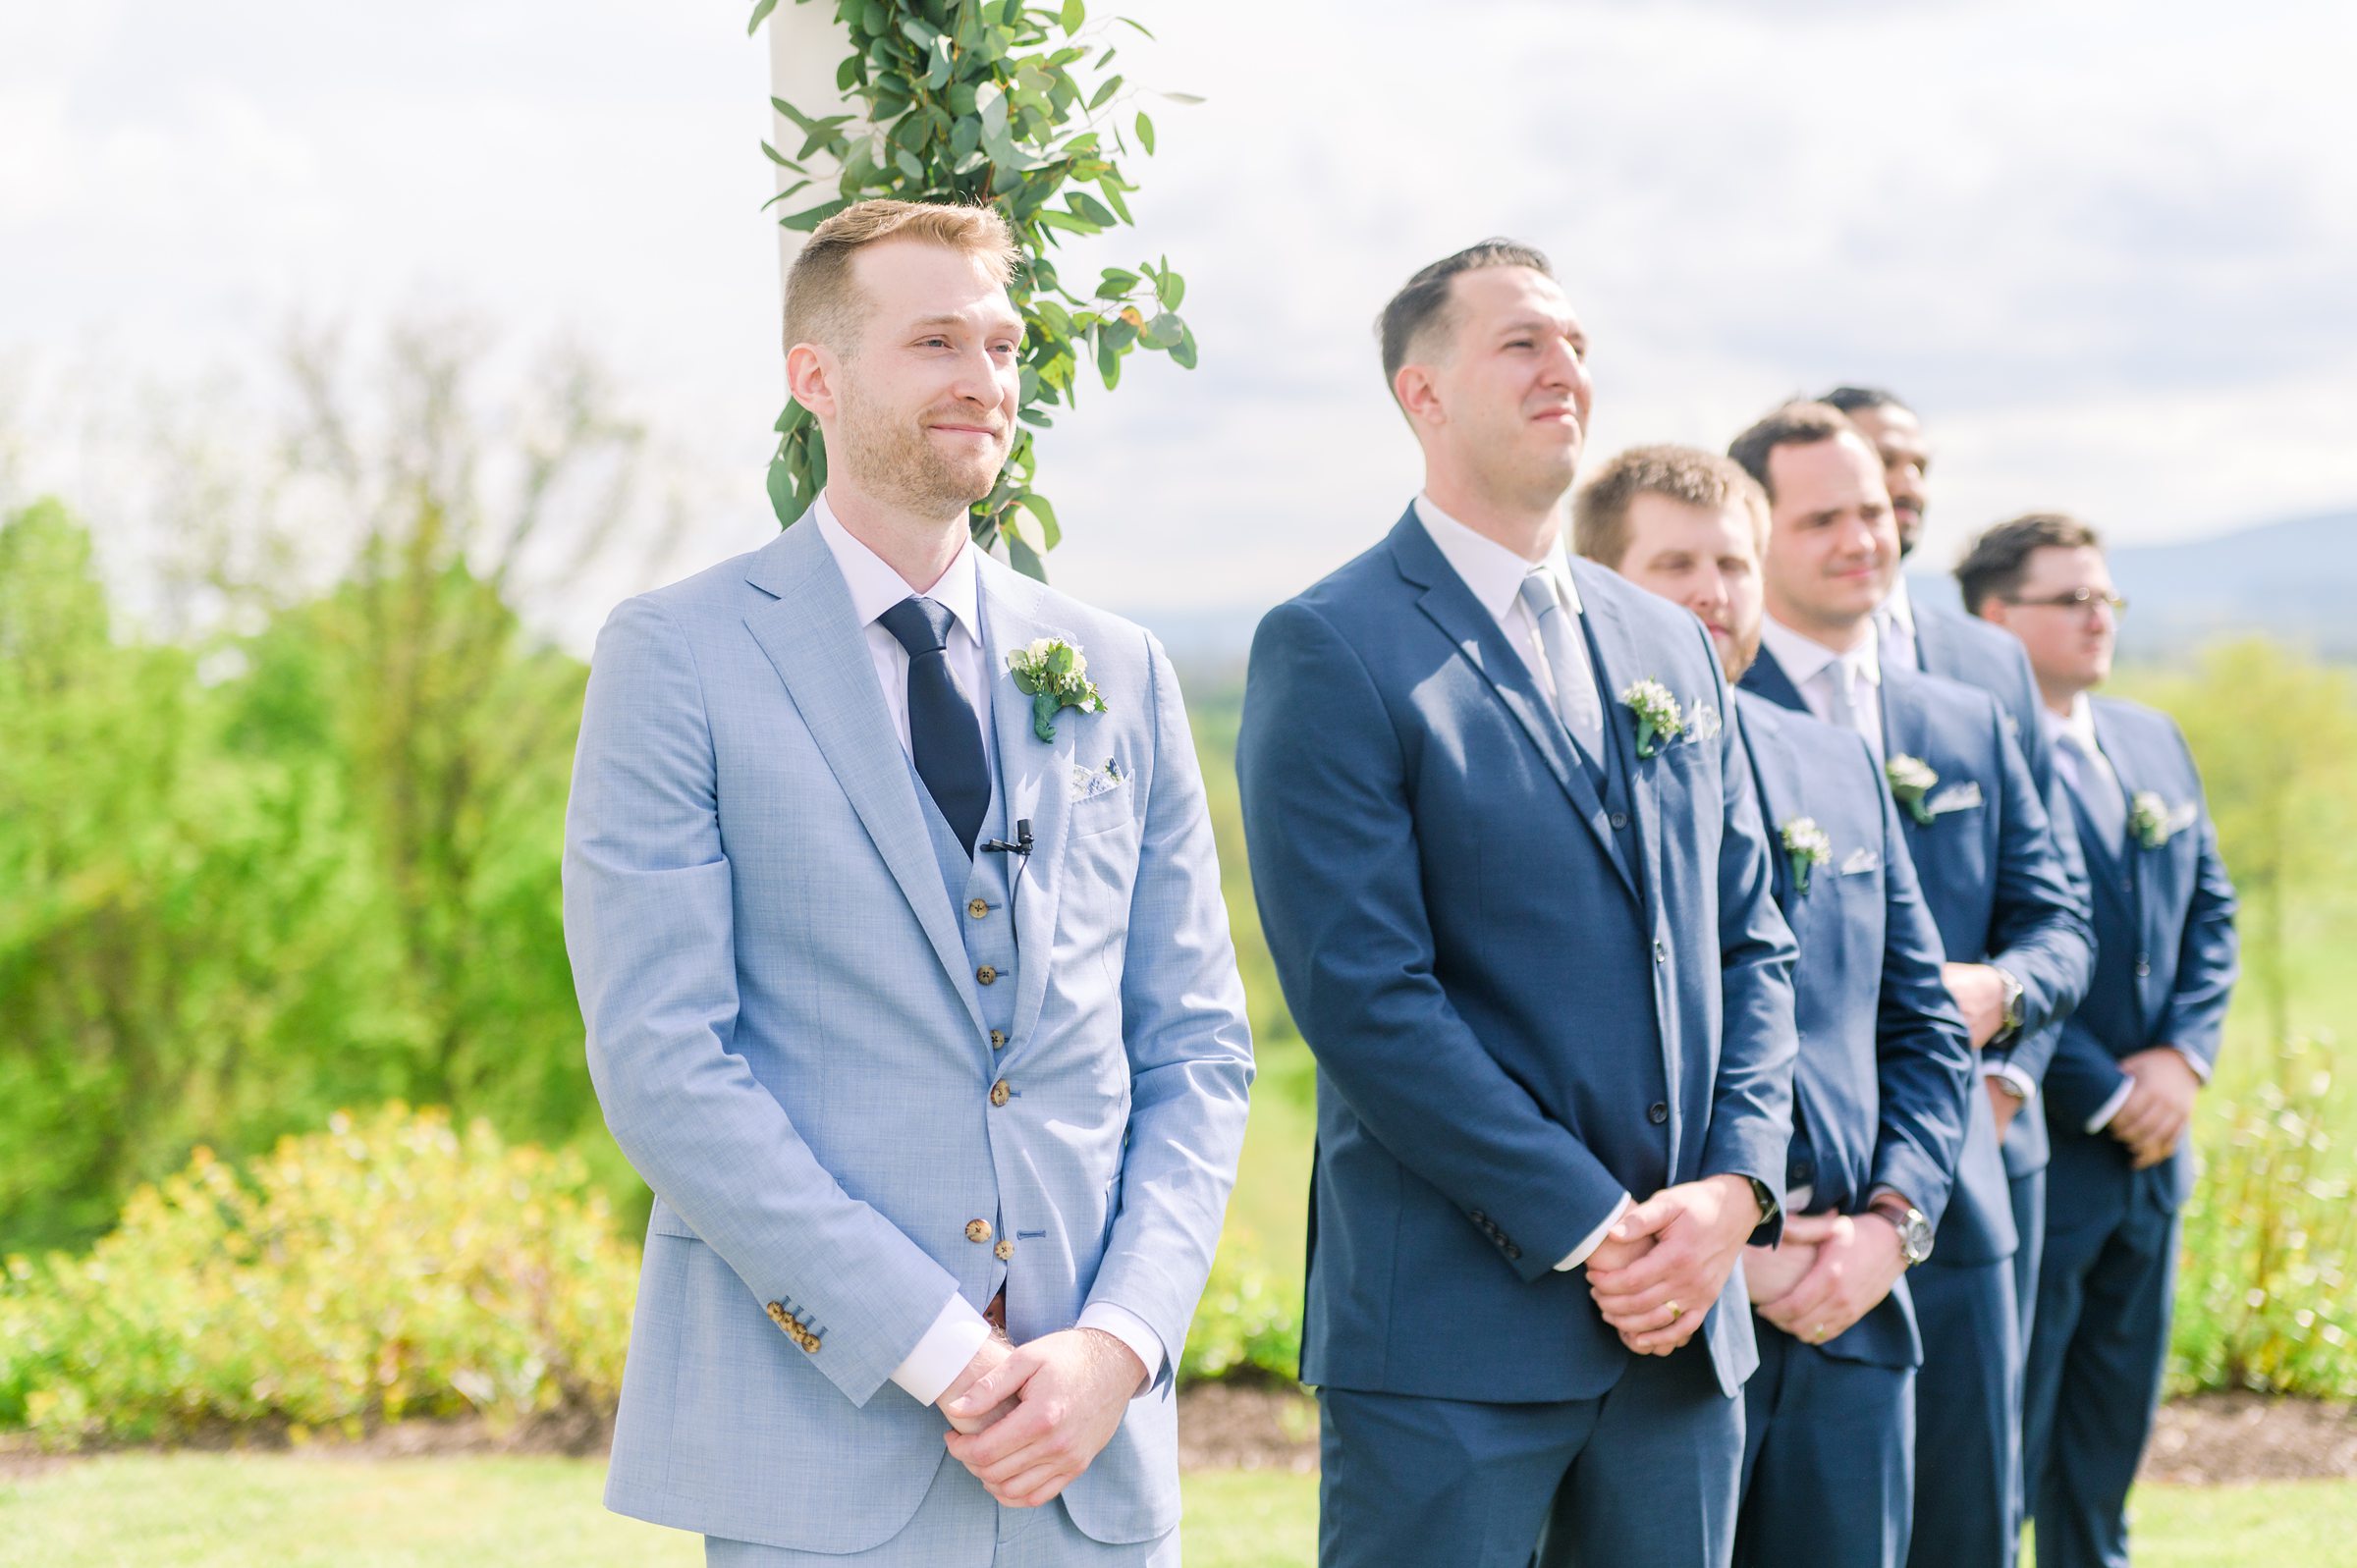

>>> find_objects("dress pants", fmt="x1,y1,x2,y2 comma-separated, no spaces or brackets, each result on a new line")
704,1452,1178,1568
1317,1339,1742,1568
2020,1191,2177,1568
2007,1166,2047,1539
1904,1258,2022,1568
1736,1320,1914,1568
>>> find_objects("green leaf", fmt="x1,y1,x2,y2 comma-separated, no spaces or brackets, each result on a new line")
767,447,799,527
1153,267,1183,310
1170,323,1199,371
759,140,804,171
1020,492,1064,550
1140,312,1183,350
1060,0,1086,32
1161,90,1207,105
894,147,925,182
860,1,888,37
1134,111,1154,154
1066,191,1118,227
759,178,815,210
1008,529,1049,582
1088,74,1124,111
1118,16,1156,37
1096,267,1141,297
779,195,854,233
746,0,779,35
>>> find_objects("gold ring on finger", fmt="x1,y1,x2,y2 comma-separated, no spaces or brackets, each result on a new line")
1665,1300,1682,1323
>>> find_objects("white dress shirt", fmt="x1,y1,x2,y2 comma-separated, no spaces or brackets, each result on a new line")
811,493,1166,1404
1759,615,1887,762
1412,495,1632,1270
1875,577,1921,673
2041,695,2212,1134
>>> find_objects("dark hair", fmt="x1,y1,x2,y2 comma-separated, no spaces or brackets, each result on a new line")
1954,513,2106,615
1377,240,1554,397
1726,402,1859,502
1573,445,1768,568
1820,385,1913,417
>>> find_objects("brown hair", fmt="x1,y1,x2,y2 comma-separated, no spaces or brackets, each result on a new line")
783,199,1020,355
1726,402,1861,503
1954,513,2105,615
1573,445,1769,567
1377,240,1554,399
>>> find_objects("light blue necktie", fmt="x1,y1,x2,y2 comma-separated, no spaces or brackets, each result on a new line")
2057,728,2128,850
1516,570,1606,774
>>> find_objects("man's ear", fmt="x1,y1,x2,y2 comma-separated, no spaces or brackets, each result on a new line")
1974,595,2009,629
787,342,838,423
1394,362,1444,427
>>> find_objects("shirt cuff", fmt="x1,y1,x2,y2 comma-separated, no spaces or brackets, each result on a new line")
2085,1077,2136,1135
1555,1192,1635,1271
1985,1062,2039,1105
887,1292,993,1407
1076,1302,1166,1394
2170,1045,2214,1084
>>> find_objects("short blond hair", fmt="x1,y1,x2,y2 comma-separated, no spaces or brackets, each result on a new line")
783,198,1020,355
1573,445,1770,568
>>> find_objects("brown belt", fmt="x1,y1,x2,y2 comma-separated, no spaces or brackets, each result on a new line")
983,1287,1007,1334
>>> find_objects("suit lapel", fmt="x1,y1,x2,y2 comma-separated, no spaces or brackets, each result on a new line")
1572,566,1653,901
1743,705,1811,939
977,556,1077,1054
1878,663,1931,772
1389,514,1632,892
741,519,987,1041
1740,646,1810,715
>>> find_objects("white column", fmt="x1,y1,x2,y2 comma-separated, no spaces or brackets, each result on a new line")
769,5,855,286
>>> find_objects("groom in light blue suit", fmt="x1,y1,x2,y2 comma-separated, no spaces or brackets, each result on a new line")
563,200,1252,1566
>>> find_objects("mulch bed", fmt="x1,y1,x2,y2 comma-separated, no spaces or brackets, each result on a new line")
6,1386,2353,1487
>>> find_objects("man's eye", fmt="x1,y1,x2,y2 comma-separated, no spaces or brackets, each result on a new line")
1506,339,1533,350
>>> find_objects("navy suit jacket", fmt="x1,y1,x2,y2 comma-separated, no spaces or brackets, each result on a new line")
1238,510,1799,1403
2044,697,2238,1212
1742,651,2090,1265
1737,691,1974,1367
1910,598,2096,1177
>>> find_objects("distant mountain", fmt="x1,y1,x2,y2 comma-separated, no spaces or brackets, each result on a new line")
1909,509,2357,659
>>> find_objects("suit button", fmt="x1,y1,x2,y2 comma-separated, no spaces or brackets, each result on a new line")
1653,941,1668,964
2135,955,2153,978
766,1301,788,1324
1611,812,1629,831
995,1238,1014,1262
968,898,990,919
990,1079,1012,1108
990,1029,1008,1050
1648,1103,1669,1125
976,965,998,986
1505,1243,1523,1261
966,1218,993,1244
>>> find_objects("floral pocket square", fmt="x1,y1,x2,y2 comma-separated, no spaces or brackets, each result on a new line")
1070,759,1127,802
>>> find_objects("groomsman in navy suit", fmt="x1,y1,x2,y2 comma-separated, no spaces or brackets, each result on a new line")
1822,387,2086,1363
1960,514,2238,1568
1730,404,2091,1568
1575,445,1975,1568
1238,243,1798,1568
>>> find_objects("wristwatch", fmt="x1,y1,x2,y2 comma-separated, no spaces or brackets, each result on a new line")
1993,965,2025,1043
1745,1176,1781,1230
1867,1195,1934,1269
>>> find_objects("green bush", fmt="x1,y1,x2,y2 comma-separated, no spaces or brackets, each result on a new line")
1180,1235,1302,1385
2171,1039,2357,1397
0,1104,637,1448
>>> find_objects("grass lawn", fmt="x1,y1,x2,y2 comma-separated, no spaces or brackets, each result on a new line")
5,1456,2356,1567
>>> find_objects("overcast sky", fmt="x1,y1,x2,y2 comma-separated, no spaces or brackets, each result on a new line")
6,0,2354,644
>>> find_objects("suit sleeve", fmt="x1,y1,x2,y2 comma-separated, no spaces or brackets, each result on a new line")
1863,747,1976,1230
2155,723,2240,1069
1085,632,1257,1389
564,595,962,1410
1236,602,1630,1282
1982,707,2094,1061
1997,769,2096,1091
2040,1019,2132,1133
1699,646,1799,1245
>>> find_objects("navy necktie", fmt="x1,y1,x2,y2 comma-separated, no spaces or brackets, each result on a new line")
878,596,989,856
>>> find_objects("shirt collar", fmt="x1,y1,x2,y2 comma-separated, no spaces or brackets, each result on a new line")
1759,613,1880,693
1413,493,1583,621
811,490,981,643
1878,575,1917,638
2049,691,2101,755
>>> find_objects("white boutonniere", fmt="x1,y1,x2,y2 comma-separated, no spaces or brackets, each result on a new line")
2129,790,2195,849
1006,636,1107,742
1887,754,1940,827
1781,817,1834,895
1618,679,1686,759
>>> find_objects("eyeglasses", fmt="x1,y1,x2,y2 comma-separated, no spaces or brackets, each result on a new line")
2004,588,2128,618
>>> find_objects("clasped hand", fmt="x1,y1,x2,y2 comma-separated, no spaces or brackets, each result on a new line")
1584,1173,1762,1356
2109,1047,2202,1170
938,1327,1146,1508
1744,1212,1905,1346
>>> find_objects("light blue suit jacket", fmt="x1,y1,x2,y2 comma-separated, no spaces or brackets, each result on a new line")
563,515,1253,1554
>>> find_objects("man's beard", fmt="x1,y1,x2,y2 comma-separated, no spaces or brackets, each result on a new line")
835,384,1008,518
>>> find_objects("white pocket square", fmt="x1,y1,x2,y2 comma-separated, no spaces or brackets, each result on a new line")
1926,781,1984,816
2165,801,2200,836
1070,760,1127,801
1839,847,1882,876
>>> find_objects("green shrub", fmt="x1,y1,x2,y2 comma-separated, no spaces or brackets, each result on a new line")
0,1103,637,1448
1181,1234,1302,1384
2171,1039,2357,1397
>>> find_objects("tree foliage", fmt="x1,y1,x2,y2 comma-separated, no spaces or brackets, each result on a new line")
757,0,1198,576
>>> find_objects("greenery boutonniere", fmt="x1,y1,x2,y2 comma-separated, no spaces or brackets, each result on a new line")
1618,679,1686,759
1781,817,1835,895
1007,637,1107,742
2129,790,2176,849
1887,754,1940,827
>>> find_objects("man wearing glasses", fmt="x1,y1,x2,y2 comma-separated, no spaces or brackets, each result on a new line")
1959,514,2238,1568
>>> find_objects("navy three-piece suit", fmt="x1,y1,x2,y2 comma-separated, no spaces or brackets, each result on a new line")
2021,697,2236,1568
1239,510,1798,1568
1743,649,2091,1568
1731,690,1976,1568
